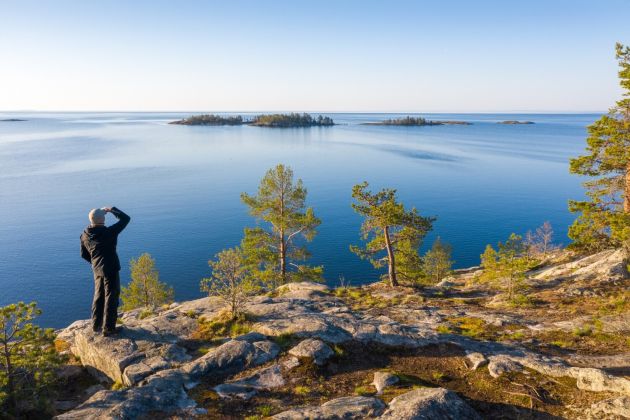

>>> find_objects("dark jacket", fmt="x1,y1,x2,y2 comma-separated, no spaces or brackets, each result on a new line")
81,207,130,276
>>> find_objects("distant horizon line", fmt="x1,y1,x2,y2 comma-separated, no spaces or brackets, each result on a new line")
0,109,607,114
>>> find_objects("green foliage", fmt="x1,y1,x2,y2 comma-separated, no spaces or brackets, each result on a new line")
250,113,334,127
479,233,531,301
378,116,440,126
422,237,454,284
194,311,254,341
569,43,630,255
171,114,244,125
121,253,174,311
293,385,311,395
201,247,261,318
0,302,63,416
354,385,376,396
241,164,322,288
350,181,435,286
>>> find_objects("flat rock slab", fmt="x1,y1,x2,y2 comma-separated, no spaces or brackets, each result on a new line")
273,396,385,419
288,339,334,365
182,335,280,380
214,364,285,400
587,396,630,419
380,388,481,420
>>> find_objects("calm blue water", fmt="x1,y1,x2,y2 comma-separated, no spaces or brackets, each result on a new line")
0,112,596,328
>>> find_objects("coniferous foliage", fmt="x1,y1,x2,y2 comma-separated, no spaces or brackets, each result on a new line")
121,253,174,311
169,114,244,125
569,43,630,256
250,113,334,127
478,233,531,302
0,302,63,417
201,247,260,319
350,182,435,287
241,164,322,288
379,116,440,126
423,237,454,284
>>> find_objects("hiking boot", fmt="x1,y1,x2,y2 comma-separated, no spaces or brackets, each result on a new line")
102,327,122,337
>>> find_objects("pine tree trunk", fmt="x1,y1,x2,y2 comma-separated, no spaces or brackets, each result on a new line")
4,341,16,414
383,226,398,287
279,233,286,284
625,162,630,213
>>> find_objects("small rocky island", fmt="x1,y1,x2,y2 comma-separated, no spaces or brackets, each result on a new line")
497,120,535,124
0,118,27,122
170,113,335,127
362,116,472,126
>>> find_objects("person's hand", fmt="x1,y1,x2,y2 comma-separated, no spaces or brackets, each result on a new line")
102,207,113,213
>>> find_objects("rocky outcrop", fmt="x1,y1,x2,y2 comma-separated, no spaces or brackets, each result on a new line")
214,364,285,400
288,338,334,365
372,371,399,394
380,388,481,419
55,260,630,419
273,396,385,419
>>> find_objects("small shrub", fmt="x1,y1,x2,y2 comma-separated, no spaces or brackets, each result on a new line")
111,381,126,391
257,405,274,416
431,371,446,381
354,385,376,396
436,325,453,334
573,326,592,337
333,344,346,357
294,385,311,395
193,311,255,340
139,308,153,320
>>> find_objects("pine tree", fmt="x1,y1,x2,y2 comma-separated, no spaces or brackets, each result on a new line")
1,302,63,416
479,234,530,301
350,182,435,287
201,247,260,319
569,43,630,257
121,253,174,311
241,164,322,289
423,237,454,284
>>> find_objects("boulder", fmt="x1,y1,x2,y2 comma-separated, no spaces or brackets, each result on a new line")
487,355,522,378
182,335,280,380
587,396,630,419
380,388,481,420
372,371,399,394
214,364,285,400
288,339,334,365
465,352,487,370
573,367,630,395
272,396,385,419
55,369,198,419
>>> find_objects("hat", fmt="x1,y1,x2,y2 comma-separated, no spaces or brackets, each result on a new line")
89,208,106,225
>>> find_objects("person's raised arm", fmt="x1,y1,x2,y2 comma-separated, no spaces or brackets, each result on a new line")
105,206,130,235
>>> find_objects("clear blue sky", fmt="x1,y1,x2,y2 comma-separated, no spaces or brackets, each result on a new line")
1,0,629,112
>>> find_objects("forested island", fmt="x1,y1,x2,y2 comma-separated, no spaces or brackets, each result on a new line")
498,120,535,124
362,116,472,126
249,113,334,127
169,114,244,125
169,113,335,127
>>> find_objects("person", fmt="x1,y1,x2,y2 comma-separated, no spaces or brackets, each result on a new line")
80,207,130,336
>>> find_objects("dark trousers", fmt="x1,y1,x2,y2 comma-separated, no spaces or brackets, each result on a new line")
92,272,120,332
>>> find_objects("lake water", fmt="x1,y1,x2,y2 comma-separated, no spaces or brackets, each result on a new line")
0,112,597,328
